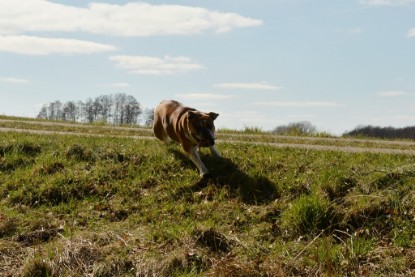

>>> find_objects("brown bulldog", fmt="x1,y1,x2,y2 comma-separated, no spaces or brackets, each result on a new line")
153,100,221,177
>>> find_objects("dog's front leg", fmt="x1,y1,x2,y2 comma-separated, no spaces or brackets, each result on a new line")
188,146,209,177
209,145,221,157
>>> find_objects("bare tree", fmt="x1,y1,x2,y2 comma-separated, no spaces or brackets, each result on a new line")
84,98,95,123
51,101,63,120
113,93,127,125
37,105,49,119
75,101,85,122
94,94,113,123
124,95,141,125
142,108,154,127
62,101,77,122
112,93,142,125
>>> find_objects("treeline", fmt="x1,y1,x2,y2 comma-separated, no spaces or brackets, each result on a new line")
344,125,415,140
37,93,154,126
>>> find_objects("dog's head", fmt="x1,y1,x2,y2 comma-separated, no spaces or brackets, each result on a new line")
187,110,219,147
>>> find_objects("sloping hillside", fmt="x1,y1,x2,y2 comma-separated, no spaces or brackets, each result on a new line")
0,117,414,276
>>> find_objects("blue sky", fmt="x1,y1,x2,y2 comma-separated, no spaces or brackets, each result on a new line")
0,0,414,134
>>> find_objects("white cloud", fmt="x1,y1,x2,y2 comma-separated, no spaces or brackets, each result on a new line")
214,82,282,90
359,0,415,5
254,101,342,107
287,113,318,119
98,82,131,88
0,35,116,55
407,28,415,37
394,114,415,120
176,93,234,101
0,1,262,37
0,77,29,84
377,90,407,97
348,28,363,35
220,110,283,130
0,2,262,56
110,55,204,75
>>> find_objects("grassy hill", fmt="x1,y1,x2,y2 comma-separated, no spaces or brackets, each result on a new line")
0,118,414,276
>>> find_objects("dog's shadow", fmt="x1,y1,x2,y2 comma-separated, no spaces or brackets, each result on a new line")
169,148,279,205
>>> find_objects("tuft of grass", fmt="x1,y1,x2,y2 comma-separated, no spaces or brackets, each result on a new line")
0,156,35,172
0,142,42,157
194,228,232,253
65,144,96,162
310,237,343,274
322,177,357,201
208,255,285,276
93,256,135,276
242,125,264,134
35,162,65,176
0,215,18,238
280,194,337,236
20,258,53,277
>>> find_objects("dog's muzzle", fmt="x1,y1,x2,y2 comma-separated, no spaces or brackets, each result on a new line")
198,128,216,147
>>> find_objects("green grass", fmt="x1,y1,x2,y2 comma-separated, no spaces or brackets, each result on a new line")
0,118,414,276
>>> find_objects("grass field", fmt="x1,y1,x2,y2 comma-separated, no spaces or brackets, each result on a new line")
0,117,414,276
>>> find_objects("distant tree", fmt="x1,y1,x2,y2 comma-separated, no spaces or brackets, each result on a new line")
84,98,95,123
123,95,142,125
273,121,317,136
143,108,154,127
75,101,85,122
112,93,142,125
50,101,63,120
113,93,127,124
94,94,113,123
37,105,48,120
37,101,63,120
62,101,77,122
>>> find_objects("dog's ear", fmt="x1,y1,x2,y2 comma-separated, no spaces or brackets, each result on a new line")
188,111,197,120
209,112,219,121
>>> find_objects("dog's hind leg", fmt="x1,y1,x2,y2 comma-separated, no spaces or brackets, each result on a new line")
153,114,170,144
160,133,170,144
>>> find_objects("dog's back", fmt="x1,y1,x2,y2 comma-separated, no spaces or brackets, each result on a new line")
153,100,192,143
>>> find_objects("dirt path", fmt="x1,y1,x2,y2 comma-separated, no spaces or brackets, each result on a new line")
221,132,415,147
2,118,415,147
2,125,415,156
0,118,151,132
224,139,415,155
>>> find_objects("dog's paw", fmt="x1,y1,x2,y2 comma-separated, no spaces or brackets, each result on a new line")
200,172,213,180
